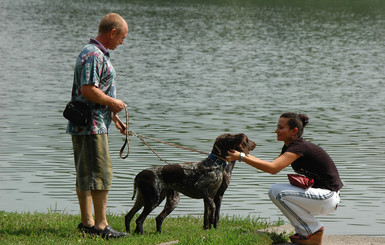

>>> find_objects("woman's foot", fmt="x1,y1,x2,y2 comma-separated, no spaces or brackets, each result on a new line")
290,226,324,245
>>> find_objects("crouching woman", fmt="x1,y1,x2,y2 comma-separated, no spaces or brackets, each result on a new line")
226,112,343,245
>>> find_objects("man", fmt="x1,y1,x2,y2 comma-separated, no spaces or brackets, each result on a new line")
66,13,129,238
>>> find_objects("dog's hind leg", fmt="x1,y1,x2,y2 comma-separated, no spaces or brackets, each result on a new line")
156,190,180,233
131,169,166,234
134,187,166,234
125,191,144,233
134,194,165,234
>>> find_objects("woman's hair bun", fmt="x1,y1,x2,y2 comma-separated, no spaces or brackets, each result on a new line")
298,114,309,127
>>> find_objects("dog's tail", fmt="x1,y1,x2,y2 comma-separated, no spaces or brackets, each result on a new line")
131,181,137,200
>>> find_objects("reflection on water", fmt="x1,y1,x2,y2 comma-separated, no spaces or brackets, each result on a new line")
1,0,385,236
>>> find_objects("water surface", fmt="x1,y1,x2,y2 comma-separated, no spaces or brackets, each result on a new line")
1,0,385,236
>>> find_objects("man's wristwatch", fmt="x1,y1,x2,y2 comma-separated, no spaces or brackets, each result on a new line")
239,152,246,162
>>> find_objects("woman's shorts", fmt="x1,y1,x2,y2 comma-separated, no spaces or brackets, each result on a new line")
72,134,112,191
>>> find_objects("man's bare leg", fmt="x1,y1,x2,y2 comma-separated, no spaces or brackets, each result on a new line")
91,190,109,230
76,188,94,227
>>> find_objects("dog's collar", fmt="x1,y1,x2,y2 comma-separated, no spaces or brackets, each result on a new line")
208,153,234,167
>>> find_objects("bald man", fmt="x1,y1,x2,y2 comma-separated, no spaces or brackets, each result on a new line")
66,13,129,238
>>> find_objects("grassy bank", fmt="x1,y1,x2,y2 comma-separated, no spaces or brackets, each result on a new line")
0,211,290,244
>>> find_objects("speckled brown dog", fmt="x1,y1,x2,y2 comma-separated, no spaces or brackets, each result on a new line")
125,133,256,234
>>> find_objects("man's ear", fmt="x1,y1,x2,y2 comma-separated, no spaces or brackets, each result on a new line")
110,28,118,39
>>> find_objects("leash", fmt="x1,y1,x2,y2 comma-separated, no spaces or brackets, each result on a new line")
135,133,212,164
134,134,209,155
119,105,129,159
116,107,209,163
117,106,231,165
130,133,231,165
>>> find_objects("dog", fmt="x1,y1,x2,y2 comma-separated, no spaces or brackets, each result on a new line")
125,133,256,234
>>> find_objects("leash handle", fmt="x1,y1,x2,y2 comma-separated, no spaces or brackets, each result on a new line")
118,105,129,159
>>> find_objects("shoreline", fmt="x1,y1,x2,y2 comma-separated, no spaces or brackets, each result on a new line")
260,224,385,245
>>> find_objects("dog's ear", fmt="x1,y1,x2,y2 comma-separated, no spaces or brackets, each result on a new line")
232,133,257,154
212,133,232,156
234,134,256,154
212,133,246,157
231,133,246,151
233,133,246,143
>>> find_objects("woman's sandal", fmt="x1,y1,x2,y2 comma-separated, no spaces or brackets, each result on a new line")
289,226,324,245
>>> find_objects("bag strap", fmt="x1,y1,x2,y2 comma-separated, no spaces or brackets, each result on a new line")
104,83,112,95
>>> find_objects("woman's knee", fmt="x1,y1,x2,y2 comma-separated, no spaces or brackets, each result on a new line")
268,183,285,200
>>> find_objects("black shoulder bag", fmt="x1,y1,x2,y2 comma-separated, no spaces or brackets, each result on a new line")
63,85,112,126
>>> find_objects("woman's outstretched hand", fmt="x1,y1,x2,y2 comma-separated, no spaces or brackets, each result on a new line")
226,149,241,162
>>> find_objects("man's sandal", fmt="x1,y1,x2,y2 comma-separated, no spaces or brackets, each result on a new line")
93,225,128,239
77,223,95,234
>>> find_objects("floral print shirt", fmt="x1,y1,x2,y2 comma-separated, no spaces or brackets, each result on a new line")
66,39,116,135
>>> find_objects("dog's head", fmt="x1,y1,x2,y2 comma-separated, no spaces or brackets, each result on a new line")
211,133,256,158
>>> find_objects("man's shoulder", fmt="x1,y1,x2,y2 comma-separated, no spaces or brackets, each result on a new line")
81,43,104,55
78,44,105,62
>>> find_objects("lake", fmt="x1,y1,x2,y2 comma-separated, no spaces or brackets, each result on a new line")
0,0,384,236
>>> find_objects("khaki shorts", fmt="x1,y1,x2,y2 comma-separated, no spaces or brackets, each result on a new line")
72,134,112,191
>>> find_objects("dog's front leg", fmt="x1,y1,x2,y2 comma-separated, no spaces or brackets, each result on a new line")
213,194,223,228
203,197,216,230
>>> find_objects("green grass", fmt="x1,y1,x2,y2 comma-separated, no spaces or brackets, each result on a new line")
0,211,290,244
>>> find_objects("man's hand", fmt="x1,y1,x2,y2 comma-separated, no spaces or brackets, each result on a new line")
81,84,127,114
108,98,126,114
113,114,127,135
